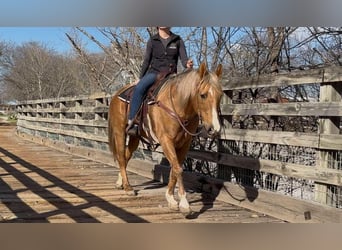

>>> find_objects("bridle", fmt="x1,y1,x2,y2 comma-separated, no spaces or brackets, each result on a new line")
155,78,216,137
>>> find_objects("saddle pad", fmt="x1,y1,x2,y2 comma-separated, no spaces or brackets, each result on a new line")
118,85,135,103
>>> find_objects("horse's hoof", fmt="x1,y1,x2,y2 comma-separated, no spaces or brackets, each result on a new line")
114,184,123,190
179,206,192,216
168,202,179,211
184,210,198,219
125,190,137,196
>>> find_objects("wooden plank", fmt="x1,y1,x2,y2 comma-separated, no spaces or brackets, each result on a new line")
19,106,108,114
17,122,108,143
187,150,342,186
319,134,342,150
214,180,342,223
221,129,342,152
222,65,342,91
221,129,319,148
16,92,110,105
17,115,108,128
221,102,342,117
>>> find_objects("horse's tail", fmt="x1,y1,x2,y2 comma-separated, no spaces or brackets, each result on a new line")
107,85,131,162
108,107,117,162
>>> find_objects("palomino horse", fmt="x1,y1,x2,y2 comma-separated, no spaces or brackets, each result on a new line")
108,62,223,214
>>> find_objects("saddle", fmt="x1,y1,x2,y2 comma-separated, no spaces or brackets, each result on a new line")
118,71,171,105
118,71,174,149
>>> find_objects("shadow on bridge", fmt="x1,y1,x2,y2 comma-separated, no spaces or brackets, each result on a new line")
0,147,149,223
153,152,260,219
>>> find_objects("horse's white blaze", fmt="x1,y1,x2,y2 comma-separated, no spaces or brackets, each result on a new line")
211,107,221,131
209,87,221,132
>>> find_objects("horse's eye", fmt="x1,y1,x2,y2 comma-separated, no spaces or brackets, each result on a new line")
200,93,208,99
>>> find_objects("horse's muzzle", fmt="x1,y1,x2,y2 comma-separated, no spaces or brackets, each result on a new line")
207,126,220,137
199,124,220,138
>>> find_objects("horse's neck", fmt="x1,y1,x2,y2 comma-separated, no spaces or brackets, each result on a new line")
166,83,197,119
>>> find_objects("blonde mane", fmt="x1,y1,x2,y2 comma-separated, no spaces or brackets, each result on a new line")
160,69,222,107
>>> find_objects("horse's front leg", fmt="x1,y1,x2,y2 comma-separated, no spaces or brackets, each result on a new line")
175,138,194,214
161,140,191,214
165,167,180,211
171,162,190,214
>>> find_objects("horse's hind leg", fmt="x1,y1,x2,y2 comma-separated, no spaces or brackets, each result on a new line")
117,135,140,195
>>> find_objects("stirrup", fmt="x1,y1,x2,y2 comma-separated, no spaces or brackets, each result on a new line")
126,124,139,136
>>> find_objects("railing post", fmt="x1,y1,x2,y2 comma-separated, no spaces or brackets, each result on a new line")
316,81,342,205
59,101,66,143
94,97,105,150
74,99,82,146
218,90,233,180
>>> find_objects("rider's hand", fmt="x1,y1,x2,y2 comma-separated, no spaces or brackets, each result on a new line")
186,59,193,69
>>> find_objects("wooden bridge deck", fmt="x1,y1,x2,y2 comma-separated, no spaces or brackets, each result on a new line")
0,126,283,223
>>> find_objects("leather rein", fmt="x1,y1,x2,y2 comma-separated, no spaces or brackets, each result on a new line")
154,100,202,137
150,79,203,137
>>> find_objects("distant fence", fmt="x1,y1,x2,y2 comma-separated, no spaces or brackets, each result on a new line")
16,66,342,222
0,104,15,113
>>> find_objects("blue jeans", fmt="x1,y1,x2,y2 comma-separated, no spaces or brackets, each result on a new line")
128,72,157,121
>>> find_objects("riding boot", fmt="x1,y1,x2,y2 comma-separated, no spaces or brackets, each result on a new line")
126,121,139,136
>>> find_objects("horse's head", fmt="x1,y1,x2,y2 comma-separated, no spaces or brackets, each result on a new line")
196,62,223,136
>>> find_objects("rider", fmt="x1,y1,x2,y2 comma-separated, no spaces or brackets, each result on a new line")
126,27,193,136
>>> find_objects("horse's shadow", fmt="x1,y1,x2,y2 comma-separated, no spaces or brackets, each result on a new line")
185,189,218,220
133,180,167,191
136,173,219,220
147,158,259,220
145,162,213,219
184,176,259,220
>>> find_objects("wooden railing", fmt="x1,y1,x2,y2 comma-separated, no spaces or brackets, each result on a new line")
187,65,342,222
15,65,342,222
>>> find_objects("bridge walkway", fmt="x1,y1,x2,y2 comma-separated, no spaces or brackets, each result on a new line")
0,126,283,223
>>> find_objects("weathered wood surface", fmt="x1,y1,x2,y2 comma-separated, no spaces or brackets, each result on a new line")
0,127,282,223
222,66,342,90
221,102,342,117
187,150,342,186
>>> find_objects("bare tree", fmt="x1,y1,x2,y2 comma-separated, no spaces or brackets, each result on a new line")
210,27,242,71
2,42,84,101
199,27,208,66
306,27,342,66
2,26,340,103
65,27,151,94
0,41,12,102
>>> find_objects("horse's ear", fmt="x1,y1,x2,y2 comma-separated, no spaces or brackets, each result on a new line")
198,62,208,79
216,64,223,78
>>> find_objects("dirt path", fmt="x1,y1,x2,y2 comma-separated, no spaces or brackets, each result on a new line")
0,115,15,126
